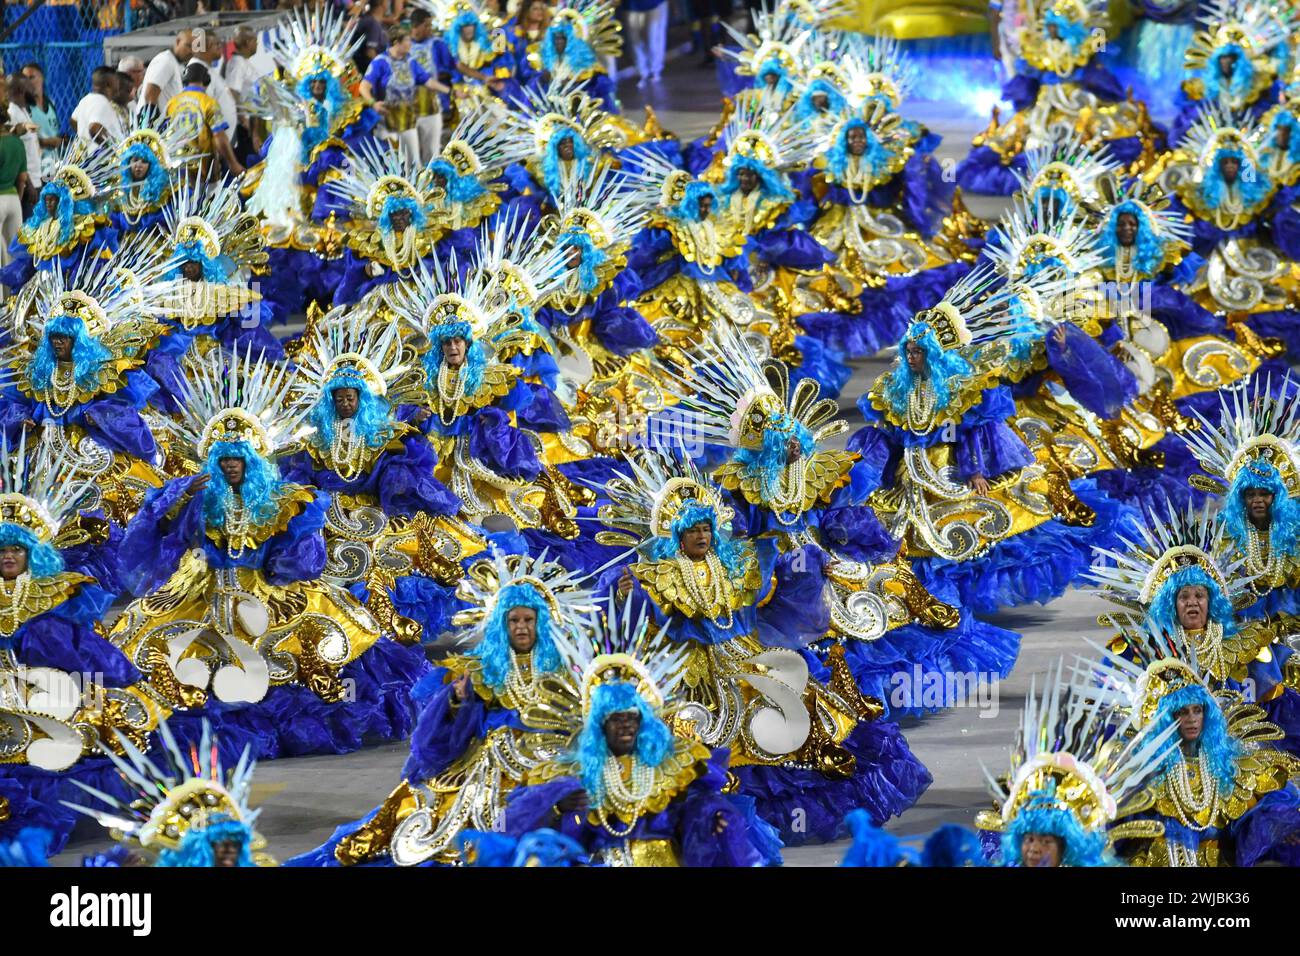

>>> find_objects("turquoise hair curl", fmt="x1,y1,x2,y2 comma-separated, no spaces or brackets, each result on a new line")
1100,200,1171,277
718,155,793,205
883,323,973,416
427,158,488,205
1043,10,1092,54
668,180,719,223
163,239,228,282
202,439,287,528
753,57,794,97
378,194,428,236
309,376,395,451
29,314,112,394
793,78,847,123
1267,110,1300,165
1146,565,1238,637
444,10,492,55
826,118,896,187
1223,458,1300,559
575,681,674,801
558,227,606,293
644,500,746,578
541,21,597,73
26,182,81,245
733,413,814,503
296,70,348,159
1199,145,1273,211
1002,784,1112,867
1200,43,1256,102
421,321,488,397
471,581,561,691
0,523,65,579
156,815,256,867
118,143,171,206
1151,683,1239,796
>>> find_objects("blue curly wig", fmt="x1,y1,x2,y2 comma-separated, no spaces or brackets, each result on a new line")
575,681,675,801
733,413,815,503
644,501,746,578
297,70,348,159
1005,294,1040,362
1003,786,1112,867
883,323,974,416
1146,565,1238,637
427,158,489,205
26,182,83,245
378,194,429,237
309,376,396,451
0,522,65,579
558,227,607,293
118,143,171,206
541,21,597,73
753,57,794,97
1100,200,1172,278
541,129,592,197
421,320,489,397
471,582,562,691
202,439,287,528
794,78,848,123
1043,10,1092,53
28,314,113,394
719,155,794,206
162,239,228,282
669,180,720,223
1267,110,1300,165
156,815,256,867
1223,458,1300,559
1199,145,1273,211
1151,683,1240,796
1200,43,1256,103
445,10,492,54
826,118,897,187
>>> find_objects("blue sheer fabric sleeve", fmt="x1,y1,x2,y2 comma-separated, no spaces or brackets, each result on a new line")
262,491,329,585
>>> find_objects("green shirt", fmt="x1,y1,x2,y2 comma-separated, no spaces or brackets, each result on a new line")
0,133,27,195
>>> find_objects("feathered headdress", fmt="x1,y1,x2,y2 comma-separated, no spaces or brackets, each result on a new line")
64,719,273,866
841,32,920,109
0,428,97,555
504,72,624,158
293,306,429,412
1177,100,1266,168
161,345,306,464
266,1,363,82
109,114,198,206
1183,374,1300,498
452,547,598,644
333,139,436,227
471,206,571,312
1015,130,1121,212
1019,0,1108,75
593,445,734,552
1184,0,1288,105
982,660,1178,865
904,261,1029,350
547,0,623,59
436,101,534,180
984,192,1105,280
720,90,819,172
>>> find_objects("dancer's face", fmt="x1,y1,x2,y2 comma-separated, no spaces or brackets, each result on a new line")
0,545,29,580
129,156,151,182
181,259,204,282
1174,703,1204,743
43,193,58,217
48,333,73,361
218,456,246,489
556,136,575,162
459,23,476,42
506,606,538,653
737,167,758,195
212,839,243,867
1020,833,1062,867
811,92,829,111
1115,212,1138,247
1219,154,1240,184
1244,486,1274,525
785,435,803,464
680,521,712,560
332,387,360,419
1218,51,1238,79
552,31,567,56
905,340,926,375
310,78,327,101
1277,124,1292,151
603,710,641,757
696,193,713,220
442,335,468,368
1175,584,1210,631
389,207,412,232
846,126,867,157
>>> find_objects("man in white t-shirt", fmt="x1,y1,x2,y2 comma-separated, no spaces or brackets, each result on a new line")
190,27,236,132
6,73,41,191
117,55,145,123
71,67,124,144
140,28,195,122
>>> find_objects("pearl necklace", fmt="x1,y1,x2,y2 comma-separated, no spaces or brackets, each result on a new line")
1113,245,1136,282
1169,750,1219,831
844,156,871,204
676,552,735,628
1182,621,1227,680
687,220,719,275
223,490,250,559
1245,523,1276,576
770,461,807,526
0,573,32,635
330,419,366,480
436,364,467,425
48,363,79,416
382,227,419,274
598,756,656,837
906,378,937,432
503,651,541,707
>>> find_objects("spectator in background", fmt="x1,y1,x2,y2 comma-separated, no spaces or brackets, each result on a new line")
6,74,42,216
166,61,244,182
118,55,146,118
18,62,62,172
361,24,448,163
408,8,442,164
348,1,388,74
71,67,125,144
190,27,238,135
690,0,732,67
0,84,30,272
113,72,135,133
626,0,669,88
224,26,263,165
141,28,197,122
